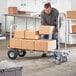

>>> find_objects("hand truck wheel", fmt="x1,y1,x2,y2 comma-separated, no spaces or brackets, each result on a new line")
55,59,60,65
18,49,26,57
55,57,61,65
62,56,67,62
8,49,17,60
42,53,47,57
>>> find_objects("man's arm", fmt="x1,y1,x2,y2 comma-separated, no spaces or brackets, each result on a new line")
55,9,59,30
41,11,47,25
53,9,59,34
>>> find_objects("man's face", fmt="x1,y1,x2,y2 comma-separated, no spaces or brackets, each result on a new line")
44,7,52,14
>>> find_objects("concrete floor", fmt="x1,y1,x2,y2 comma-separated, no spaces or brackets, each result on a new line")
0,38,76,76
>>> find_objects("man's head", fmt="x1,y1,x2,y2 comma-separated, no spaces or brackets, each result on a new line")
44,3,52,14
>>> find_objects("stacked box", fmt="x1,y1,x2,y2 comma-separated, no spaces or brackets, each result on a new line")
72,25,76,33
39,26,55,34
35,39,56,51
25,30,41,39
67,11,76,19
14,30,25,39
10,39,56,51
10,39,22,49
18,11,26,14
8,7,18,14
22,40,35,50
10,26,56,51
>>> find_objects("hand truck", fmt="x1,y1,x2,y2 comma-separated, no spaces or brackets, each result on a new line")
7,13,69,65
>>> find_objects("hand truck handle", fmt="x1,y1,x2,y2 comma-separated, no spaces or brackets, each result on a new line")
10,24,17,39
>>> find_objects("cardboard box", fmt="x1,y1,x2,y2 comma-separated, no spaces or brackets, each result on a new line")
14,30,25,39
35,39,56,51
35,40,43,51
8,7,18,14
39,26,55,34
22,39,35,50
72,25,76,33
10,39,22,49
18,11,26,14
25,30,41,39
67,11,76,19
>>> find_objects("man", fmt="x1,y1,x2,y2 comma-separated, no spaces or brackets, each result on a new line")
41,2,59,49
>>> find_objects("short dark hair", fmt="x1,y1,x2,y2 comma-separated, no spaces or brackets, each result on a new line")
44,3,51,8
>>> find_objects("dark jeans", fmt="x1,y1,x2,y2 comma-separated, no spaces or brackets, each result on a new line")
43,32,58,49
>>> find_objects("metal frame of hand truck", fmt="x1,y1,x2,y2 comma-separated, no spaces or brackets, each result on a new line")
52,12,69,64
7,13,69,65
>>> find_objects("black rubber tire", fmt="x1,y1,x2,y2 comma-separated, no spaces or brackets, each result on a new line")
55,56,61,65
8,49,17,60
62,56,67,62
42,53,47,57
18,50,26,57
55,60,60,65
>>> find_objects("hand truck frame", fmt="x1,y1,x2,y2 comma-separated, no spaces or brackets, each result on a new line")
7,13,69,65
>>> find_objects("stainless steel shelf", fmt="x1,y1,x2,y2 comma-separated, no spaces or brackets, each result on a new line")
4,14,41,34
4,14,41,19
69,33,76,36
67,18,76,20
0,36,6,40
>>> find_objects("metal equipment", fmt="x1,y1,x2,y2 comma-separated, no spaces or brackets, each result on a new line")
0,61,22,76
52,13,69,64
7,13,69,65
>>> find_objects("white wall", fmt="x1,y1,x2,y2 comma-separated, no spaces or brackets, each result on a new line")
0,0,7,33
7,0,71,13
71,0,76,10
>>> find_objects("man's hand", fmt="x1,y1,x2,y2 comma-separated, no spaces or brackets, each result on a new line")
52,26,57,34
